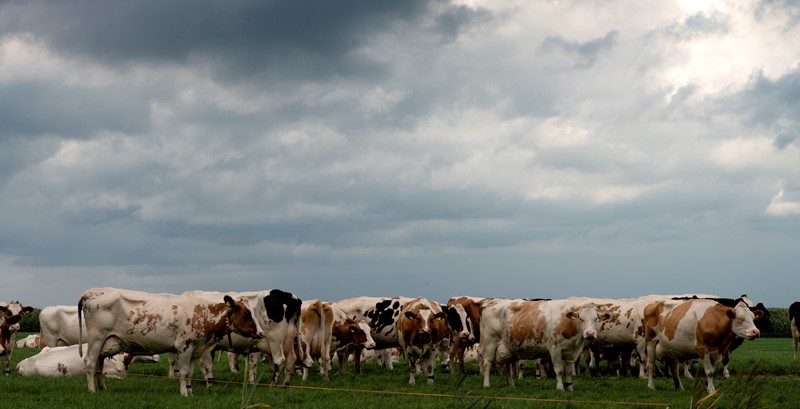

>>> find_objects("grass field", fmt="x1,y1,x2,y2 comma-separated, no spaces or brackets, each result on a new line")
2,335,799,408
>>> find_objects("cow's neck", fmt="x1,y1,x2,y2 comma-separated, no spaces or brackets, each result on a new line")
206,308,232,341
332,325,354,344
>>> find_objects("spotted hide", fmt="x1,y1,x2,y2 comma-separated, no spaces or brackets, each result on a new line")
335,296,412,373
644,299,762,393
78,287,262,396
396,297,448,385
17,344,127,378
0,300,34,375
480,298,608,391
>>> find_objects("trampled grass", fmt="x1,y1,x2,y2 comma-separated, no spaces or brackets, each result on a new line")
2,335,798,409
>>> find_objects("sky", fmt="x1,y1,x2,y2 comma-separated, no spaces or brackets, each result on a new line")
1,0,799,309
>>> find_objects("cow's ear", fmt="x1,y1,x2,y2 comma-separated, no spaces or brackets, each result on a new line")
566,311,578,320
21,306,34,314
349,325,357,333
726,309,736,320
404,311,417,320
753,310,764,320
224,295,235,308
6,314,22,325
0,305,9,316
600,313,611,320
434,312,447,321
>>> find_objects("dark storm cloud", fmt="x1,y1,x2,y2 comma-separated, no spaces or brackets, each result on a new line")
721,67,800,144
0,0,432,80
539,30,619,69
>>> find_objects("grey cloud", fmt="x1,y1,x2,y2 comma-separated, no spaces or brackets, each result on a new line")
539,30,619,69
434,4,492,43
0,0,433,82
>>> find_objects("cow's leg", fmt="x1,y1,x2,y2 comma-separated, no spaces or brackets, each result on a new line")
504,362,515,387
228,352,240,373
424,350,437,384
645,340,657,390
549,349,566,391
247,353,259,385
320,350,331,381
700,355,715,393
666,358,684,391
407,353,417,385
353,346,363,373
83,338,106,393
480,341,498,388
167,352,177,378
337,347,349,373
177,353,194,397
201,350,215,387
621,347,632,377
96,356,108,391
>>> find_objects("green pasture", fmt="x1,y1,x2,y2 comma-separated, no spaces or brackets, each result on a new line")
2,335,799,409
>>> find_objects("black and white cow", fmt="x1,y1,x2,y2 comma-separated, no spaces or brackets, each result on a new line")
336,297,412,373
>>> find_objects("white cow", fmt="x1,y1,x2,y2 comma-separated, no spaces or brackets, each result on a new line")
40,305,84,347
78,287,263,396
16,334,42,348
17,344,127,378
480,298,609,391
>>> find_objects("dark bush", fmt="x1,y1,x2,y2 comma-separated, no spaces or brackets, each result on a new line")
763,308,791,338
19,308,41,333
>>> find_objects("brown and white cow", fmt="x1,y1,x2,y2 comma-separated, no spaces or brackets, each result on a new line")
396,297,448,385
0,300,35,375
568,297,651,378
40,305,84,347
445,296,485,374
335,296,412,373
480,298,608,391
300,299,375,381
644,298,762,393
175,290,309,386
78,287,262,396
16,334,42,349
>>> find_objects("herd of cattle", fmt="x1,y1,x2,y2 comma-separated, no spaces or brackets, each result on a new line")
2,289,800,398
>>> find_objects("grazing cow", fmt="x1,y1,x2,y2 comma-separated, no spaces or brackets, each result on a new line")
16,334,42,348
336,296,412,373
396,297,448,385
78,287,263,396
791,302,800,360
445,296,484,374
40,305,84,347
300,299,376,381
480,298,608,391
644,299,762,393
0,300,34,375
17,344,127,378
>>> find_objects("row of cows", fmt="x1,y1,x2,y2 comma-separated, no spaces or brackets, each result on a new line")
2,290,796,397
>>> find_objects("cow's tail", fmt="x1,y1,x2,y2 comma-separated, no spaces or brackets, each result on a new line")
78,297,84,358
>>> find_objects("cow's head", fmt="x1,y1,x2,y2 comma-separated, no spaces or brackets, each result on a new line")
566,307,610,340
729,301,761,340
338,318,377,349
402,304,447,346
224,295,263,339
444,304,474,342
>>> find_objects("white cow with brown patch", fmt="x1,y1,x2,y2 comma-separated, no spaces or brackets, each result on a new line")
17,344,127,378
644,298,762,393
480,298,609,391
396,297,448,385
78,287,263,396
